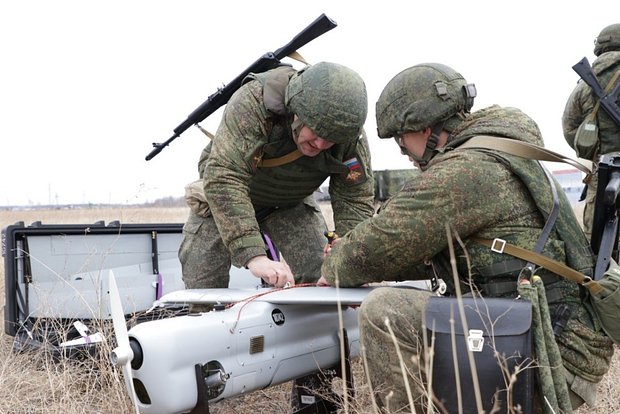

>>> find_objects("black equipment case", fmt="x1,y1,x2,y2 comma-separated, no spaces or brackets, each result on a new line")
425,296,534,413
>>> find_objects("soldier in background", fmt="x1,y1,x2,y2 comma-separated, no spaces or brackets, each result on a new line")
562,23,620,238
319,63,614,412
179,62,374,290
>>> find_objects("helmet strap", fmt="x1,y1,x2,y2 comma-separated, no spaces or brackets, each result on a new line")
417,125,443,169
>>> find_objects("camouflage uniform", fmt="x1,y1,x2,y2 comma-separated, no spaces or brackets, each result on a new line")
179,65,374,288
562,24,620,238
322,105,614,413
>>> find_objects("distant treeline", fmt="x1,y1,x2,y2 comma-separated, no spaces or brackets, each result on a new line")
2,167,585,211
0,196,187,211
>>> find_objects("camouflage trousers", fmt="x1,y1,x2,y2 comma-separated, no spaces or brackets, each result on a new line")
359,287,433,413
359,287,591,413
179,196,327,288
582,172,597,240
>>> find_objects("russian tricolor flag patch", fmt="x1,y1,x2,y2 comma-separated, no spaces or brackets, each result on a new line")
344,157,361,170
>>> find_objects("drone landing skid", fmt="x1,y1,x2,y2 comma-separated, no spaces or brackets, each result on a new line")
189,364,211,414
188,328,354,414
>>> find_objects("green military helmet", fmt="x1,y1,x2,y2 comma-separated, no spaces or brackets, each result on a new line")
285,62,368,144
376,63,476,138
594,23,620,56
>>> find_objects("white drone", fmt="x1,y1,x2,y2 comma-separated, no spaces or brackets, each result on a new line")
108,272,429,414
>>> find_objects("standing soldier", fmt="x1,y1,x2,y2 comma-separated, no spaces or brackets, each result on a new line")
562,23,620,238
319,63,614,413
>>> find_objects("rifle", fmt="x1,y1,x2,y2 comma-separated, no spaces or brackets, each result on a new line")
572,57,620,127
591,152,620,279
146,13,337,161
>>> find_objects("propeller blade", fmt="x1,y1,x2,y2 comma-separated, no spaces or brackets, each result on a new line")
108,270,140,413
109,270,130,352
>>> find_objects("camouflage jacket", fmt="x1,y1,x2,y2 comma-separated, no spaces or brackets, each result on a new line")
322,105,613,382
562,51,620,159
201,66,374,268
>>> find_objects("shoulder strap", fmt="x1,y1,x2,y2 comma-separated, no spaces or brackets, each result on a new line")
459,136,562,266
456,136,591,175
592,68,620,119
472,237,602,296
459,136,599,290
257,149,303,168
532,166,560,255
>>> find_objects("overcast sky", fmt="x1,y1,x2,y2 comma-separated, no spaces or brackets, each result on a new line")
1,0,617,206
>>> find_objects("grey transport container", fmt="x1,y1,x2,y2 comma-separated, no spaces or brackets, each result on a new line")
2,220,255,357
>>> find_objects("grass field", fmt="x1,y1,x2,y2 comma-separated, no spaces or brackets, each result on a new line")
0,206,618,413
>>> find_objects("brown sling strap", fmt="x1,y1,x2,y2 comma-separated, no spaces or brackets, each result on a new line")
257,149,304,167
456,135,601,294
472,237,602,295
457,135,591,176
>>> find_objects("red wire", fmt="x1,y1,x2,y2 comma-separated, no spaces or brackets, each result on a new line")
227,283,319,333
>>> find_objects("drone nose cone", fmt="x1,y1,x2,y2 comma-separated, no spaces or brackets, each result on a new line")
111,345,134,366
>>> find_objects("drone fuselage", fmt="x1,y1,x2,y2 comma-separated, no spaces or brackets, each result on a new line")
128,300,360,414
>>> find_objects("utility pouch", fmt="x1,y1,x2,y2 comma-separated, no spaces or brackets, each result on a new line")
573,67,620,160
184,179,211,218
424,297,534,414
574,114,599,159
586,258,620,345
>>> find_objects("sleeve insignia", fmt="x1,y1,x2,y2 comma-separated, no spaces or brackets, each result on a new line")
343,157,366,184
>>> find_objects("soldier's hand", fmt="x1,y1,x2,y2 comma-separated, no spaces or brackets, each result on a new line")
323,231,340,256
246,255,295,287
316,276,331,286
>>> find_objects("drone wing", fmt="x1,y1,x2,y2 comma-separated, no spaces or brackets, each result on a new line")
157,281,431,307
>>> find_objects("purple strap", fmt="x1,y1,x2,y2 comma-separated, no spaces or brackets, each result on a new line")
262,233,279,262
156,273,164,300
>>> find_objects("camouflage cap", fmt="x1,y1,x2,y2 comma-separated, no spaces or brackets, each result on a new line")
285,62,368,144
375,63,476,138
594,23,620,56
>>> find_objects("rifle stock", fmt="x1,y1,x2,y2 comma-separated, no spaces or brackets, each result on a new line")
146,13,337,161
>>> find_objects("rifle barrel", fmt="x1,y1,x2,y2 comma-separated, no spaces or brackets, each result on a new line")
273,14,337,59
145,133,179,161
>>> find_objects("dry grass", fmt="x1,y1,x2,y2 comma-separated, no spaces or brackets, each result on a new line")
0,207,190,414
0,207,618,413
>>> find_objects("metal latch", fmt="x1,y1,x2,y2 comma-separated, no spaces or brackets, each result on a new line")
467,329,484,352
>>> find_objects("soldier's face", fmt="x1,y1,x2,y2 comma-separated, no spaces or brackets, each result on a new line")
398,128,449,169
398,130,430,165
294,125,335,157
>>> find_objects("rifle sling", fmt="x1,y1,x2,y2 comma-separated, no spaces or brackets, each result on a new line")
457,136,591,176
591,68,620,119
194,129,303,168
457,135,602,295
472,237,602,296
257,149,303,167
